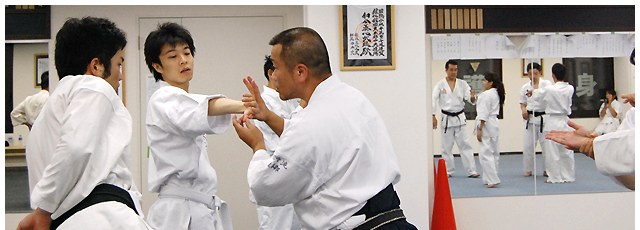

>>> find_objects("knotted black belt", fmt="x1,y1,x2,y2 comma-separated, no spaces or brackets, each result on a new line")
352,184,417,230
50,184,139,230
526,110,546,133
441,109,464,133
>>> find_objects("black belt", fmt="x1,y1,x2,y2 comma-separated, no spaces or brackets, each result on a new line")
352,184,417,230
525,110,545,133
50,184,139,230
441,109,464,133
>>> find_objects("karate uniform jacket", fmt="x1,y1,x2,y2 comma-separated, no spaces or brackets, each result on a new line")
432,78,475,127
146,85,231,230
11,89,49,126
247,75,402,230
520,79,553,125
27,75,147,228
474,88,500,137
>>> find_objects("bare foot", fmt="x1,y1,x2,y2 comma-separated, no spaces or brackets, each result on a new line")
523,172,532,177
447,174,451,178
543,171,549,177
486,183,500,188
468,174,480,178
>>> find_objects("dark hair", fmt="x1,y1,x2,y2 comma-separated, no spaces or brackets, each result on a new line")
54,17,126,80
631,48,635,65
144,22,196,82
606,89,617,100
445,59,458,70
551,63,566,81
268,27,331,78
263,55,274,81
40,71,49,90
526,62,542,73
484,72,505,106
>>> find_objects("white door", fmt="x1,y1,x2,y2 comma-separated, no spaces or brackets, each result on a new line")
138,16,284,230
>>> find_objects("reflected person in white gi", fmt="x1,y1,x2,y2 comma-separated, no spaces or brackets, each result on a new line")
143,22,248,230
594,90,621,135
432,60,480,178
251,55,301,230
520,62,553,177
233,27,417,230
18,17,150,230
534,63,575,183
11,71,49,131
474,73,505,188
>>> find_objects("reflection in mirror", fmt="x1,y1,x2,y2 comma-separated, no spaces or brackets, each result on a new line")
5,41,49,213
430,32,635,198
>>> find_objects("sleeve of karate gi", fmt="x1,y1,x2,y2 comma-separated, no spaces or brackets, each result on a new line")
476,93,489,122
612,100,622,118
593,128,635,176
461,80,476,105
247,120,321,207
10,97,29,126
519,85,528,105
30,89,117,214
432,83,440,115
153,91,231,137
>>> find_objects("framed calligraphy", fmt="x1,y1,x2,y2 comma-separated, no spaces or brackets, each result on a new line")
340,5,395,71
34,53,48,88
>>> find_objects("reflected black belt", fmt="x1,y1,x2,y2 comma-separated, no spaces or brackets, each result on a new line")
526,110,546,133
50,184,138,230
441,109,464,134
352,184,417,230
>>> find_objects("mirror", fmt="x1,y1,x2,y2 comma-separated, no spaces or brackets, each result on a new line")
429,33,635,198
5,41,49,213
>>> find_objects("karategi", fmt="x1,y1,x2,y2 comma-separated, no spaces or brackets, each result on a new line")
248,75,415,230
594,100,622,135
520,79,553,174
252,86,301,230
593,108,635,186
537,81,575,183
27,75,149,230
432,77,478,176
146,85,233,230
11,89,49,127
474,88,501,186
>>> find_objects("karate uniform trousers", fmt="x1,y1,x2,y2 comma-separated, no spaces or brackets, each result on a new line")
475,88,500,186
27,75,149,229
543,114,575,183
253,86,301,230
146,86,233,230
440,123,477,176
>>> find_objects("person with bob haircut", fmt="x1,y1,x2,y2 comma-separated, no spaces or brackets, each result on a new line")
143,22,249,230
18,17,151,230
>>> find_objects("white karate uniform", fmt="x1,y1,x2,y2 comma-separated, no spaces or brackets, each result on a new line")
593,108,635,177
11,89,49,126
247,75,402,230
594,100,622,135
253,86,301,230
474,88,501,186
27,75,149,230
432,78,478,176
520,79,553,173
537,81,575,183
146,85,232,230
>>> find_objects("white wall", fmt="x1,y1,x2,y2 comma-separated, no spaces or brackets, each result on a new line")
6,43,48,145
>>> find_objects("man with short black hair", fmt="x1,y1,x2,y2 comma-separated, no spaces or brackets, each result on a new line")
432,60,480,178
234,27,416,230
18,17,150,230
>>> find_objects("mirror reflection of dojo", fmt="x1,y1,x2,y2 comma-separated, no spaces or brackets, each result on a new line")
430,33,634,198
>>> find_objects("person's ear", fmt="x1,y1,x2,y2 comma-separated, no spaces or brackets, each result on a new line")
294,64,308,83
87,58,104,77
152,63,164,74
267,69,274,78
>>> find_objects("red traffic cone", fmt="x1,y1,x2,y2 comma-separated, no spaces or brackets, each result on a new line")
431,159,457,230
